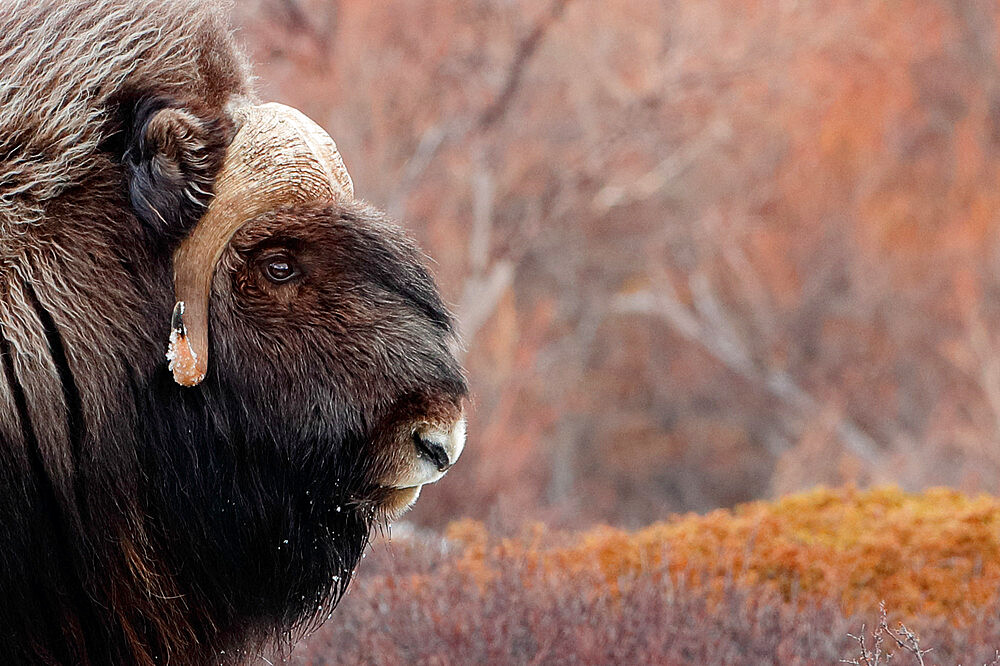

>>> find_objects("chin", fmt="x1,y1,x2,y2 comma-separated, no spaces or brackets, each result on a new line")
378,486,423,522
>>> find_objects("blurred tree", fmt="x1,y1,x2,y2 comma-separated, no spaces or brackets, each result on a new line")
234,0,1000,526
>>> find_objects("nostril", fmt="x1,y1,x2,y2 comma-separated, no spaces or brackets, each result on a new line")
412,431,451,472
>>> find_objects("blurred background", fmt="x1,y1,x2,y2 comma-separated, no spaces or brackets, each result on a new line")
233,0,1000,530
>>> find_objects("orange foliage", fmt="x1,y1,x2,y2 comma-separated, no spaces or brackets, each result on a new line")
446,486,1000,624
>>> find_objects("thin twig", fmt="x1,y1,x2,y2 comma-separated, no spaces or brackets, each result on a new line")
478,0,575,129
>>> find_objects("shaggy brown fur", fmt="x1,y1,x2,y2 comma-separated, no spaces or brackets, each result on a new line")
0,2,467,663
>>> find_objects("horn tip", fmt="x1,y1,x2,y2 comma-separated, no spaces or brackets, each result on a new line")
170,301,187,337
166,301,206,387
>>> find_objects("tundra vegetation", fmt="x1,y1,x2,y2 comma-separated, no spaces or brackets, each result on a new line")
233,1,1000,658
295,488,1000,664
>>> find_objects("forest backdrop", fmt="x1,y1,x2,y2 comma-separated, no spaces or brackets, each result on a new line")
218,0,1000,662
233,0,1000,529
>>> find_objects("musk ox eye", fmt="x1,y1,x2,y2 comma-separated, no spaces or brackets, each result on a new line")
264,256,298,283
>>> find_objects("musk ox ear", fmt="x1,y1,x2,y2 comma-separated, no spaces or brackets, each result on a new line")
123,98,229,247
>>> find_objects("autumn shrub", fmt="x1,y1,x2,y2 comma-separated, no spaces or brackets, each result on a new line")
289,487,1000,664
432,486,1000,624
520,485,1000,623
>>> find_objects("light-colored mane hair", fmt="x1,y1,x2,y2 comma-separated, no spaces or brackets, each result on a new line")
0,0,249,230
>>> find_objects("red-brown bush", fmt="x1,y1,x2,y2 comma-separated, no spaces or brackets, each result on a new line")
286,488,1000,664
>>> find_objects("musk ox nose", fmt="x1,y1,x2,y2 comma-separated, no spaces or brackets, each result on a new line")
388,418,466,491
412,419,464,472
413,431,452,472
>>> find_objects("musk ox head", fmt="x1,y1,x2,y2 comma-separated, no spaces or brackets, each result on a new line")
0,2,467,662
164,102,466,516
130,104,468,650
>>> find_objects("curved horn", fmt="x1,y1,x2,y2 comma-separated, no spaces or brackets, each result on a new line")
166,102,354,386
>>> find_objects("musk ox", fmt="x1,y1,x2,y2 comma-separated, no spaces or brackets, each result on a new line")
0,1,467,663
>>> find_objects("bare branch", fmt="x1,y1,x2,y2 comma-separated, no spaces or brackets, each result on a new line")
454,167,515,351
478,0,575,129
593,118,732,212
613,284,880,463
458,260,515,350
387,124,447,220
469,169,495,275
